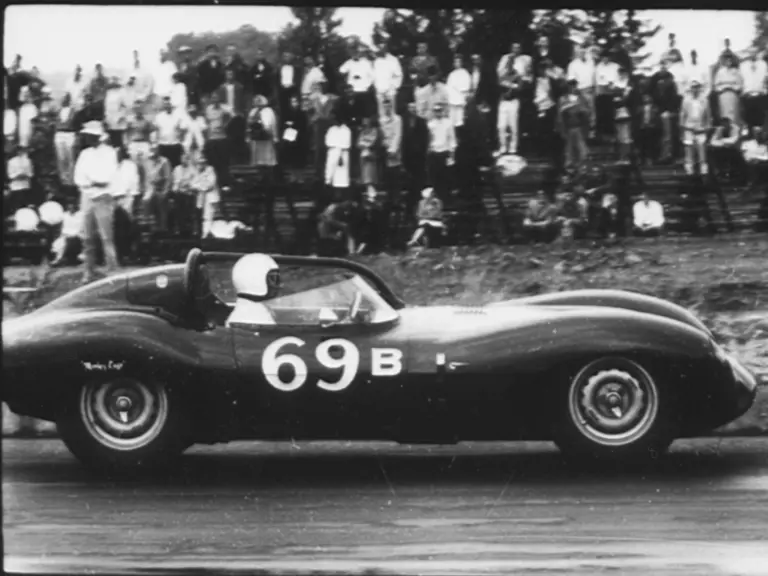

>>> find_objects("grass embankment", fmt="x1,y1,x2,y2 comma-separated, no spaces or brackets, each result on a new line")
4,235,767,437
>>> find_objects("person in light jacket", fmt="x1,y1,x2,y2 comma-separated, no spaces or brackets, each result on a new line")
679,79,712,176
446,54,471,134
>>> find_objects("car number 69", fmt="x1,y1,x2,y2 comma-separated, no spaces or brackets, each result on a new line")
261,336,401,392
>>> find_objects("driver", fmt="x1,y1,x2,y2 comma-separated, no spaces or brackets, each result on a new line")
226,253,280,326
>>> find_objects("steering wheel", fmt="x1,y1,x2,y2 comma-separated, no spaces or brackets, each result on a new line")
348,290,363,324
182,248,204,313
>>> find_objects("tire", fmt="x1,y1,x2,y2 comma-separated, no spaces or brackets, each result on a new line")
553,356,674,463
56,373,190,470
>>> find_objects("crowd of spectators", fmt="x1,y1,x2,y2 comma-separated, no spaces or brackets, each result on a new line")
4,32,768,279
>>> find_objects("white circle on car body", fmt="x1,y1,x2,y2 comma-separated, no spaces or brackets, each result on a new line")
156,275,169,289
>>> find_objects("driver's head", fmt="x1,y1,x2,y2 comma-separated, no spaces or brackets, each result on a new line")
232,253,280,301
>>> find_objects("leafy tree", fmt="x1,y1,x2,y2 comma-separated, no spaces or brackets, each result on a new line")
584,10,660,69
753,11,768,53
166,25,278,65
278,7,344,61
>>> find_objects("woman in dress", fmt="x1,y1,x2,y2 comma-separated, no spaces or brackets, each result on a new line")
246,94,278,171
713,53,744,127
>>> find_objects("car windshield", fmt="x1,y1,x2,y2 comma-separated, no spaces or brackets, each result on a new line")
264,274,399,326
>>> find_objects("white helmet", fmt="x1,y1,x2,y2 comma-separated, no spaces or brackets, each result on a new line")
14,207,40,232
232,253,280,300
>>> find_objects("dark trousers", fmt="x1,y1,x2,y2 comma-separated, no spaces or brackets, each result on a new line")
227,115,247,165
113,204,134,264
427,152,451,201
638,126,660,164
352,90,377,120
108,129,124,149
204,138,230,186
158,143,183,168
742,94,766,128
536,108,562,170
595,94,614,138
524,223,558,243
167,193,197,237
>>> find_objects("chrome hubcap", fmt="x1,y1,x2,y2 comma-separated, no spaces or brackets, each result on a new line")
80,378,169,451
569,363,659,447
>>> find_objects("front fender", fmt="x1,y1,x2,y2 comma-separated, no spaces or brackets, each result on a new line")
493,289,712,338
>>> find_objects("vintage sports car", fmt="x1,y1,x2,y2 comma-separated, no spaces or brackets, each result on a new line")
2,249,758,469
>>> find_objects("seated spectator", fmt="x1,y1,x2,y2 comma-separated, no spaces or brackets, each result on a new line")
407,187,444,247
357,115,380,187
555,189,588,240
522,189,557,243
50,200,83,267
709,117,743,182
189,153,220,238
6,144,34,214
597,190,621,239
637,92,661,166
325,112,352,201
280,94,308,171
171,152,198,237
246,95,278,171
354,185,386,254
632,191,665,236
680,79,712,176
742,126,768,196
427,102,456,200
317,200,356,256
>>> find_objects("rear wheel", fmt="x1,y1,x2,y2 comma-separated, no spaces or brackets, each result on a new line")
553,357,674,462
57,375,190,470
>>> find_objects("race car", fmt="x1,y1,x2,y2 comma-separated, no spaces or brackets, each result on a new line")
2,248,758,469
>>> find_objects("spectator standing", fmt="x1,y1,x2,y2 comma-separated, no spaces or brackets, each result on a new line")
301,55,326,106
170,152,198,237
717,38,737,72
373,45,404,120
18,87,38,147
557,78,590,174
709,117,742,181
122,74,142,112
152,49,178,111
401,98,430,208
740,48,767,129
170,72,188,115
613,67,636,162
357,116,380,187
522,189,557,243
249,48,275,102
713,53,744,127
112,146,140,261
325,112,353,200
308,80,338,181
595,54,619,142
680,79,712,176
73,121,119,282
217,69,247,164
189,154,220,238
142,143,173,233
280,94,308,170
661,33,684,65
496,55,524,156
534,61,559,162
176,46,200,107
203,93,232,184
407,187,444,247
104,76,128,148
28,92,60,206
686,50,711,95
88,63,109,105
637,92,661,165
632,191,665,236
6,145,34,213
416,66,449,121
446,54,471,134
182,104,207,161
426,102,456,200
65,65,88,111
246,95,278,170
124,101,153,192
379,97,403,199
5,101,18,156
54,93,78,192
567,44,597,139
224,45,249,89
197,44,226,106
410,42,439,88
152,96,185,168
130,51,155,112
340,45,376,119
5,55,25,110
278,51,302,119
650,59,680,163
50,200,84,267
555,189,588,240
73,93,104,149
468,53,497,109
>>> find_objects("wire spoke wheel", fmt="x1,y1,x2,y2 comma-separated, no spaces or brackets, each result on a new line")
568,359,660,448
80,377,169,451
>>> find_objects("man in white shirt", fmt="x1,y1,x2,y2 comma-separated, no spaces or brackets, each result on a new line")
300,54,327,106
152,49,178,112
373,45,403,119
497,42,532,83
152,96,185,167
632,192,665,237
182,104,207,160
567,44,596,137
65,64,87,111
340,44,375,117
741,48,768,129
73,121,120,281
446,54,471,129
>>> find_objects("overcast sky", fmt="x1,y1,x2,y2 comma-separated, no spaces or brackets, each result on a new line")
4,6,758,74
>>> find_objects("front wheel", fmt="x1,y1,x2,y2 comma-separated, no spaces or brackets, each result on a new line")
553,357,674,462
57,375,190,470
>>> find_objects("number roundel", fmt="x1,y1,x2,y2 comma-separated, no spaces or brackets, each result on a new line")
261,336,308,392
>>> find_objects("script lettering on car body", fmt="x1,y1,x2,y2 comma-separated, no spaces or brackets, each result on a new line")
261,336,403,392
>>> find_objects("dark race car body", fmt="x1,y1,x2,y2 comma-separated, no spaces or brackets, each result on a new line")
2,250,758,468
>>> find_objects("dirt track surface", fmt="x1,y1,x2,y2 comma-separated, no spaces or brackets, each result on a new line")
4,438,768,575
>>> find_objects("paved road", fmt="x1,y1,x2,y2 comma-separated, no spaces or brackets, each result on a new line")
4,438,768,575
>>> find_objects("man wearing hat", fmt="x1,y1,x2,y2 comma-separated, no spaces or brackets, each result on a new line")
73,120,119,282
104,76,128,148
